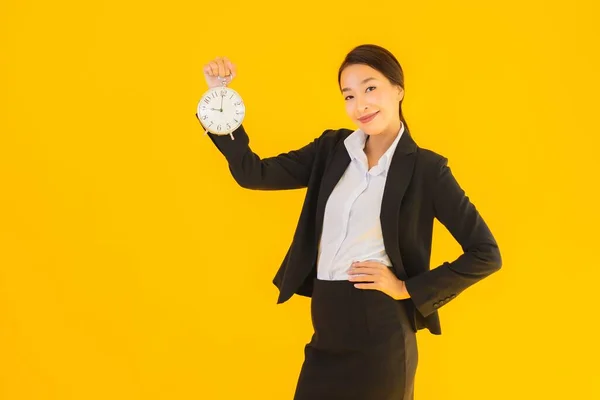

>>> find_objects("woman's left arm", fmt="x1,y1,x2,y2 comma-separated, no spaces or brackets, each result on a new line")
404,156,502,318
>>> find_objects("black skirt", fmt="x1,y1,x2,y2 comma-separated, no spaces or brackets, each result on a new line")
293,278,418,400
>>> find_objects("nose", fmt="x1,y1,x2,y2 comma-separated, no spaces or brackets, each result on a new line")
355,96,368,114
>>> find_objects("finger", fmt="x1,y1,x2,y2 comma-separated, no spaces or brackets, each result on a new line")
350,264,384,274
220,58,230,77
223,57,235,78
354,263,388,272
353,282,379,290
216,57,226,77
348,274,377,282
348,266,380,275
208,61,219,76
203,64,213,77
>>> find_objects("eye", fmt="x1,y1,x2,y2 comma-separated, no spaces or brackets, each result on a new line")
344,86,376,101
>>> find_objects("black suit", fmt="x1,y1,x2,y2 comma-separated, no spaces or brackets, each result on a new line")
202,120,502,335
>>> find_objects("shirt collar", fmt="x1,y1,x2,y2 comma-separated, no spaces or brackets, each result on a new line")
343,121,405,176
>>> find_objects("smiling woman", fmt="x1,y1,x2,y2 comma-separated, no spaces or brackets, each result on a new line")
201,44,501,400
291,45,421,400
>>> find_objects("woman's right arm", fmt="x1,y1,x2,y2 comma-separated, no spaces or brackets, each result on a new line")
199,57,325,190
201,121,327,190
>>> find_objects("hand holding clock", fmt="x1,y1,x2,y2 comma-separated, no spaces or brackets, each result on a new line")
197,56,245,137
204,57,230,112
205,57,233,112
203,56,236,89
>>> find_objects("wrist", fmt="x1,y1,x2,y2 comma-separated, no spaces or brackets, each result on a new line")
392,278,409,300
402,280,410,298
397,279,409,300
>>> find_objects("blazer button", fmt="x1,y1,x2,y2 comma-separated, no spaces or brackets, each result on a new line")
433,302,439,307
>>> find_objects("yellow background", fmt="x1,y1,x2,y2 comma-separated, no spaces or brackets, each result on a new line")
1,0,598,398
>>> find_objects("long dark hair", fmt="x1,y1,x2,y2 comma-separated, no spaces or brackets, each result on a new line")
337,44,410,134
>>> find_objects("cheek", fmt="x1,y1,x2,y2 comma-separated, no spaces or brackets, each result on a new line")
370,92,386,106
345,102,354,116
373,94,396,116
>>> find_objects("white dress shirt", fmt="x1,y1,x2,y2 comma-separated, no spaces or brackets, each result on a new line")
316,121,405,280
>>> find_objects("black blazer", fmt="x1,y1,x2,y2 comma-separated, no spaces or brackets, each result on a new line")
201,120,502,335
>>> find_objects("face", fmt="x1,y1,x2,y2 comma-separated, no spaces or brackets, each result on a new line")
340,64,404,137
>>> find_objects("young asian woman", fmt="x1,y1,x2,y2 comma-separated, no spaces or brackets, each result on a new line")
198,44,502,400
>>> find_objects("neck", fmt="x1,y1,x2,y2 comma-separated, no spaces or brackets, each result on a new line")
364,120,403,156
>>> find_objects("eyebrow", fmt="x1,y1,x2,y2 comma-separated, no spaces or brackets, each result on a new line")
341,77,377,93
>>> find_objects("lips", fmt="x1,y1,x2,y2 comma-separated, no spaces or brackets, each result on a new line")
358,111,379,123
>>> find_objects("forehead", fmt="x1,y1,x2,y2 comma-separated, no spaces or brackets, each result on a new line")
340,64,385,88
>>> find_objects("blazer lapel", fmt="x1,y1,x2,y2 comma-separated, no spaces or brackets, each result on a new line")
314,138,352,254
380,132,418,280
314,129,418,281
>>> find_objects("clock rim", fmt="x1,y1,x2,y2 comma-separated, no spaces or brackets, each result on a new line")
197,86,245,135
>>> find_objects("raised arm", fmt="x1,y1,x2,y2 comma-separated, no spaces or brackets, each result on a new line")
199,117,327,190
198,57,328,190
404,156,502,318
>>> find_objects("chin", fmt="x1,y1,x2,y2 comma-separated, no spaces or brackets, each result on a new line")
361,126,384,136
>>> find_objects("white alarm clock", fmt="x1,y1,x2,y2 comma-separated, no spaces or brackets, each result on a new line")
196,75,245,140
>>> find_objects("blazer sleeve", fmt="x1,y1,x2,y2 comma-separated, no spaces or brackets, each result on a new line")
404,156,502,318
198,114,327,190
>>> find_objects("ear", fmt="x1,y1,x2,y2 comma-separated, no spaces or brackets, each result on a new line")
396,87,405,102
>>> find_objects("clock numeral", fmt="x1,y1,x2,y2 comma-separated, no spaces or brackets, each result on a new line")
226,123,231,129
220,89,227,96
217,124,221,131
229,94,234,99
203,98,210,104
233,119,239,123
211,91,218,98
201,115,208,120
234,101,242,106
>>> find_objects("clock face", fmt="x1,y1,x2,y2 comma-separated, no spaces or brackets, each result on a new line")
197,87,245,135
